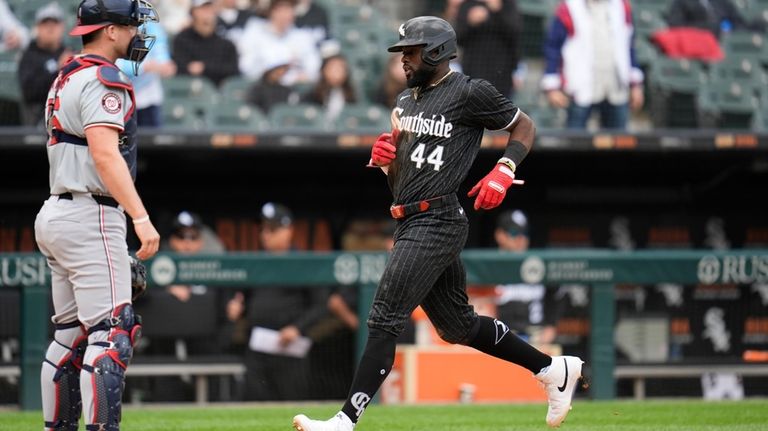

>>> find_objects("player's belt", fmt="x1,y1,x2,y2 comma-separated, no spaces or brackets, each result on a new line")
390,194,454,219
56,192,119,208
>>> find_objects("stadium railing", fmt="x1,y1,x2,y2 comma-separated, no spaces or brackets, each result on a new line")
3,249,768,409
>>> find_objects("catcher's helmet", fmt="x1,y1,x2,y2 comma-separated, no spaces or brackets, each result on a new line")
387,16,457,66
70,0,157,36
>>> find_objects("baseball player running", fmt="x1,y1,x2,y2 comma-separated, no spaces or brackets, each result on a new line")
33,1,160,429
294,17,585,431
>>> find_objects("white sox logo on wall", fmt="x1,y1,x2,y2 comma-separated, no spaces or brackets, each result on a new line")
101,92,121,114
350,392,371,418
698,255,720,285
150,255,176,286
521,256,545,284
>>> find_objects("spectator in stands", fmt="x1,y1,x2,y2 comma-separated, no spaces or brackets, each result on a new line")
0,0,29,53
225,203,329,400
373,54,407,108
294,0,330,46
302,53,357,122
216,0,253,43
542,0,644,130
238,0,320,85
667,0,763,38
117,21,176,127
155,0,192,35
173,0,240,86
246,50,300,113
493,210,558,345
455,0,522,98
17,3,70,127
424,0,466,25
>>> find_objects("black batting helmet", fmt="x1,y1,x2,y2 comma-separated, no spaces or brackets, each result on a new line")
387,16,458,66
70,0,157,36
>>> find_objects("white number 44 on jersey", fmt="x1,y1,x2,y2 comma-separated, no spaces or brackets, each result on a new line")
410,144,444,171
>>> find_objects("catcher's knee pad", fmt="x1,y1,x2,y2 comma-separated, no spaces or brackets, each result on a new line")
81,304,142,430
42,321,87,431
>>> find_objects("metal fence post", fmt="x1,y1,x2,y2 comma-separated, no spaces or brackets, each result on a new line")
20,283,47,410
589,283,616,399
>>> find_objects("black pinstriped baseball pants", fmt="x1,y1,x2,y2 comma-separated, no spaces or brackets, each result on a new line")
367,194,478,343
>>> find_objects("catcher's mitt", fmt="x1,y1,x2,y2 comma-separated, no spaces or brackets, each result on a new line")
130,257,147,301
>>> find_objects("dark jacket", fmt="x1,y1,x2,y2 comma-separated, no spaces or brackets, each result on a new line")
667,0,758,37
172,27,240,86
18,41,66,104
455,0,522,97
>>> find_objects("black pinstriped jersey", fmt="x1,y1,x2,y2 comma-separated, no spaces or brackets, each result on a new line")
388,71,519,204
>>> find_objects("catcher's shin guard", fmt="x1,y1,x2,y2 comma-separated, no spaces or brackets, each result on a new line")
42,321,88,431
81,304,142,431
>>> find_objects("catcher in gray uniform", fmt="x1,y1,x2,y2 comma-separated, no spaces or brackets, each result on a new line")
33,0,159,429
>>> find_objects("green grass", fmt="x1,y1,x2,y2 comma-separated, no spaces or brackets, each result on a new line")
2,400,768,430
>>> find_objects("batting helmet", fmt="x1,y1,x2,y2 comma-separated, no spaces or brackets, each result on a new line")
70,0,157,36
387,16,458,67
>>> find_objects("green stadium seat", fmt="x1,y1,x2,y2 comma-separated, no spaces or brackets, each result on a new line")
0,52,20,101
269,103,328,131
210,102,269,131
526,106,563,129
721,31,767,60
633,0,673,17
709,56,768,92
161,100,209,130
517,0,557,17
635,37,660,67
697,82,759,129
162,76,219,119
647,57,706,127
219,76,253,104
335,104,391,132
648,57,705,94
163,76,219,103
634,10,667,41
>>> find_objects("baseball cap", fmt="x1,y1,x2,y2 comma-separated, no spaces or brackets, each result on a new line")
171,211,203,238
191,0,214,7
260,202,293,228
497,210,529,236
36,3,64,24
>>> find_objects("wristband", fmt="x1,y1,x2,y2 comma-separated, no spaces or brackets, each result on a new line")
497,157,517,173
502,140,528,167
132,215,150,225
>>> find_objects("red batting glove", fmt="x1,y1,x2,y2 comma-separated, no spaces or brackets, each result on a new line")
369,131,398,167
467,164,517,210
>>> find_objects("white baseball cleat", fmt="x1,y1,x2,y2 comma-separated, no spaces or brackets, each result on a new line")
292,412,355,431
535,356,588,428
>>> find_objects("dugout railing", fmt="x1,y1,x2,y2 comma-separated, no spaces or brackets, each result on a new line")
2,249,768,410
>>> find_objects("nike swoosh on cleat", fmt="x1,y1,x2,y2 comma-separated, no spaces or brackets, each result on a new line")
557,358,568,392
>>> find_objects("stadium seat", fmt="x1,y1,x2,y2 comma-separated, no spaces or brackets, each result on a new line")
219,76,253,104
708,56,768,93
648,57,705,94
721,31,767,60
210,102,270,131
335,104,391,132
0,52,20,102
526,106,563,129
647,57,706,128
269,103,328,131
634,10,668,41
161,100,209,130
633,0,672,17
635,37,660,68
163,76,219,103
697,82,759,129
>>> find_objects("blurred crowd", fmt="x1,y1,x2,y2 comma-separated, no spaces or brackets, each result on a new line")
0,0,767,130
